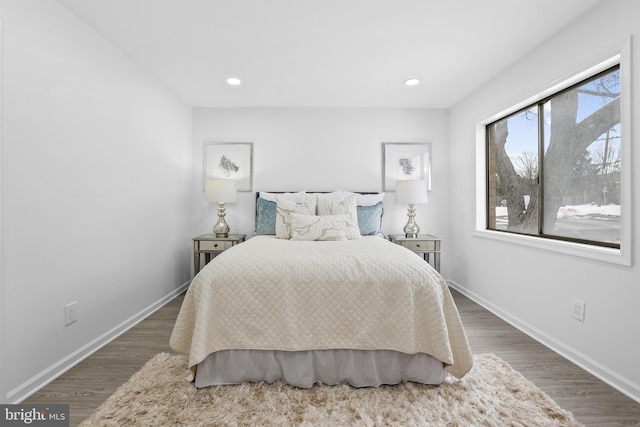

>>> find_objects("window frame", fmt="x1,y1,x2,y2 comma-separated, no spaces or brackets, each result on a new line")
474,41,631,267
485,64,621,249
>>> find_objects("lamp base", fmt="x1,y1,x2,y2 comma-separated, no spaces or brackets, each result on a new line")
403,203,420,238
213,202,230,238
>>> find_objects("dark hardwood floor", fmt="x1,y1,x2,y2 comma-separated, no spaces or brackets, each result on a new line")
24,289,640,426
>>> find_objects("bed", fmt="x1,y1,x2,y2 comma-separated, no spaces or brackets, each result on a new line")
170,191,473,388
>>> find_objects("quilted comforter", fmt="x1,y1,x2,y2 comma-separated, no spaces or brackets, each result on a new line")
170,235,473,378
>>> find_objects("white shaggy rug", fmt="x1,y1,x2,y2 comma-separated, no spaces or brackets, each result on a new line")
80,353,582,426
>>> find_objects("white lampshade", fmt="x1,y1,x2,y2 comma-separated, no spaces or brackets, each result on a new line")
395,180,428,204
205,179,238,203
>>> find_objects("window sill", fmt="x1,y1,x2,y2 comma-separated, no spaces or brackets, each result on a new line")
473,229,630,266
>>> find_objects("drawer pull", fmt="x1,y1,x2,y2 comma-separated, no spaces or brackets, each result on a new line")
416,244,421,248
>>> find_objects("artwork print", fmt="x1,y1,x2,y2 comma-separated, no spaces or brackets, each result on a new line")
399,158,415,175
204,143,253,191
383,143,431,191
218,155,239,177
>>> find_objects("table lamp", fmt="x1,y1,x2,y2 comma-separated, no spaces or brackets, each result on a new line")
205,179,237,237
395,180,429,238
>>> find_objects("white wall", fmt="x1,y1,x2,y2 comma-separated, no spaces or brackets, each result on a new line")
192,108,450,251
0,0,193,403
448,0,640,402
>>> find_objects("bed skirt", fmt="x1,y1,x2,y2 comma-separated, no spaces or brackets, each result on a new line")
195,349,447,388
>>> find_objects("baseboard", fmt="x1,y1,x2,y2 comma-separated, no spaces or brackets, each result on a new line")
8,281,190,404
447,280,640,405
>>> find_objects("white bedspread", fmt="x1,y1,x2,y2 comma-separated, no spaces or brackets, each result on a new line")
170,236,473,378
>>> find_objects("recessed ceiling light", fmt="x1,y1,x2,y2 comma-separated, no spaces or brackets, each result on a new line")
404,78,420,86
226,77,242,86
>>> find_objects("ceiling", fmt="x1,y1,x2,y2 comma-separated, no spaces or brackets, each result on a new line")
57,0,603,109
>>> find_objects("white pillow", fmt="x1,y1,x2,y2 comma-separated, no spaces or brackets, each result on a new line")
310,191,343,203
337,190,385,206
317,193,358,225
289,214,361,241
275,195,317,239
260,191,306,203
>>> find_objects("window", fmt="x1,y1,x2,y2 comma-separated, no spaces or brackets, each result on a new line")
486,65,621,249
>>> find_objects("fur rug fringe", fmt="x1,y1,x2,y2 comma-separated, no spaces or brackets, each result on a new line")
80,353,582,426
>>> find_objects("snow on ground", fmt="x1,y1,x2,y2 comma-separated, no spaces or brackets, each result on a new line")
495,203,620,218
557,203,620,218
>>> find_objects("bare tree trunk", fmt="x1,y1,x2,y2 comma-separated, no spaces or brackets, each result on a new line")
543,95,619,230
493,121,537,232
496,85,619,233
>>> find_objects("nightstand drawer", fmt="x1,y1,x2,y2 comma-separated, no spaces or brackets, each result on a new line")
400,240,438,252
199,241,232,251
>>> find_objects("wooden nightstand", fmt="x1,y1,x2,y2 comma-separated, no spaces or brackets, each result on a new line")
388,234,441,273
193,234,246,275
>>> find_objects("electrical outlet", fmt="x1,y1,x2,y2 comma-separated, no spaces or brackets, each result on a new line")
572,298,585,322
65,301,78,326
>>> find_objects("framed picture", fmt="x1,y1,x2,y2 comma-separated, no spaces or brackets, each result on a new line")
204,142,253,191
382,143,431,191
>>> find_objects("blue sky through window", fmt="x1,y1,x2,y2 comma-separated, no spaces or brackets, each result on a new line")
503,68,620,171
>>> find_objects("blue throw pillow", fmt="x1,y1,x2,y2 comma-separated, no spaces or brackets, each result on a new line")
357,202,384,236
255,198,277,235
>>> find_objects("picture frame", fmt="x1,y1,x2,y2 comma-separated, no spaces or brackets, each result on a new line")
382,143,431,191
204,142,253,192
